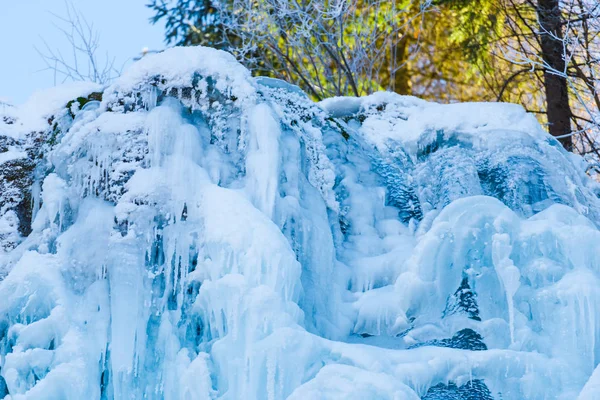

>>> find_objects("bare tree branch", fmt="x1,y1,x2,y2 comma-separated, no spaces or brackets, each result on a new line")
215,0,432,98
35,1,122,85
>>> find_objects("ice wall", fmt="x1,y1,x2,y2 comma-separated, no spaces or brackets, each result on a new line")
1,46,600,399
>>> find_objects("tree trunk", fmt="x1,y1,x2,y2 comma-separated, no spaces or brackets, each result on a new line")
537,0,573,151
391,36,410,95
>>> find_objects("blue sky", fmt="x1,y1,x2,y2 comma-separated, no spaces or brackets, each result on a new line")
0,0,165,104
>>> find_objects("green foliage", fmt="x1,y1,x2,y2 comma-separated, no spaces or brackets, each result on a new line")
147,0,423,99
436,0,501,75
147,0,225,47
65,92,103,119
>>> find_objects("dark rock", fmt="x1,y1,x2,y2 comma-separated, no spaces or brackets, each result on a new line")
410,329,487,351
0,373,8,398
444,277,481,321
422,379,494,400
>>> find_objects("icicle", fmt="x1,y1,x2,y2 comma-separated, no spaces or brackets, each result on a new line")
30,177,41,222
146,99,183,168
143,86,159,111
245,103,280,219
492,233,520,345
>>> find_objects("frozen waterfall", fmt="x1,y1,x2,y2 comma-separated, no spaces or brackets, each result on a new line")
1,46,600,399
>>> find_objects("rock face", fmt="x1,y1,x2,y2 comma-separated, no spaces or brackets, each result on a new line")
0,126,39,251
1,46,600,399
0,83,101,254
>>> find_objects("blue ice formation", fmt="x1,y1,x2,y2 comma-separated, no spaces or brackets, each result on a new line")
1,46,600,399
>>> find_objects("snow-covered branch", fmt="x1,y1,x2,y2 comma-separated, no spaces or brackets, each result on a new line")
217,0,431,99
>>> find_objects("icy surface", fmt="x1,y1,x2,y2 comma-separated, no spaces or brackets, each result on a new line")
1,46,600,399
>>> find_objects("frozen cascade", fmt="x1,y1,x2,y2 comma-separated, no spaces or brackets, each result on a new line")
1,46,600,399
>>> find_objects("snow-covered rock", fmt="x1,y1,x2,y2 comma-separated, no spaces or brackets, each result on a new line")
1,45,600,399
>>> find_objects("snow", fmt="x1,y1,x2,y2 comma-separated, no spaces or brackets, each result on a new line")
1,45,600,399
318,96,362,117
0,150,27,165
104,46,256,109
1,81,101,139
319,93,547,156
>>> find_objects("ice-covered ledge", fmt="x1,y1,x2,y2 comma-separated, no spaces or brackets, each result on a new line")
1,46,600,399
